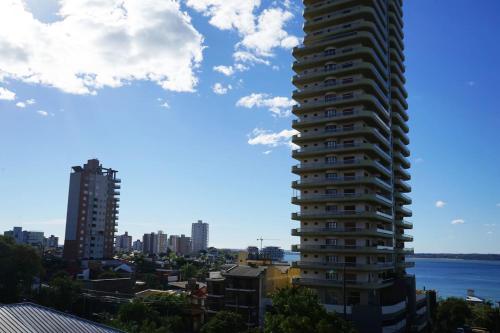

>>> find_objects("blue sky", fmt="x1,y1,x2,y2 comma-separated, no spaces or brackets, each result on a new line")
0,0,499,253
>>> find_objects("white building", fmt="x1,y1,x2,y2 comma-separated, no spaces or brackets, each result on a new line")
191,220,209,253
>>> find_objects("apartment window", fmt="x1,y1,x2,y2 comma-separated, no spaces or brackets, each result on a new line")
325,109,337,117
347,292,361,305
326,271,338,280
344,172,356,180
344,189,356,196
343,124,355,131
325,94,336,102
326,222,337,229
325,173,337,179
324,79,336,87
324,63,336,72
325,156,337,164
343,156,355,164
345,273,357,282
325,125,337,132
343,140,355,147
324,49,336,56
325,238,337,246
342,77,354,84
325,141,337,148
326,205,338,212
342,92,354,99
325,189,338,196
343,108,354,115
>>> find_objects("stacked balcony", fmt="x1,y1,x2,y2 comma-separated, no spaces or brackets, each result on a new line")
291,0,412,304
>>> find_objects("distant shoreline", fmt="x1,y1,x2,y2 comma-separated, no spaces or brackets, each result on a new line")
284,251,500,261
410,254,500,261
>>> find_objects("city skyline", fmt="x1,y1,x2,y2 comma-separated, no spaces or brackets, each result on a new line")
1,0,500,253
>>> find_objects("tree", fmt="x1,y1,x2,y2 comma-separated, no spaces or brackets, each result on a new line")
0,236,42,303
180,263,198,280
433,297,472,333
49,272,82,311
201,311,247,333
264,287,355,333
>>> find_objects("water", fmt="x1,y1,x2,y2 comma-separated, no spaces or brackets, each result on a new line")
284,253,500,303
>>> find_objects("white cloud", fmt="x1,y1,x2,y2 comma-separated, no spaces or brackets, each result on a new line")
36,110,49,117
435,200,446,208
451,219,465,225
263,150,272,155
237,93,296,117
483,224,496,227
233,51,270,65
16,101,26,108
212,82,232,95
26,98,36,105
247,128,298,148
213,65,234,76
0,87,16,100
414,157,424,164
0,1,204,95
186,1,299,64
160,102,170,109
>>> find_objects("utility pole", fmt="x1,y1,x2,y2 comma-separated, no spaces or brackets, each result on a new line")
256,237,279,252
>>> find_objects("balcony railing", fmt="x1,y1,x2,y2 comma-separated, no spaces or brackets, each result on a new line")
292,193,393,205
293,277,394,288
293,176,391,189
293,244,394,252
292,210,393,220
292,261,395,270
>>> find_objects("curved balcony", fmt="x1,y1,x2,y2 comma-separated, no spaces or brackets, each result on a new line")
397,261,415,269
292,127,391,150
392,99,409,123
292,244,395,254
396,220,413,229
292,210,394,223
293,277,394,289
395,247,414,255
291,227,394,238
293,77,388,101
391,111,409,133
292,143,391,163
393,138,410,157
395,178,411,192
394,164,411,181
293,46,386,72
303,6,385,33
293,60,387,89
292,193,393,206
395,191,412,205
394,151,411,169
292,176,392,191
292,110,390,134
292,261,395,271
292,159,392,177
396,233,414,242
396,205,413,217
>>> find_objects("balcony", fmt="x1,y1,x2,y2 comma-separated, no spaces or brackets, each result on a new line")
114,178,122,183
292,210,393,222
293,277,394,289
395,178,411,192
396,205,413,217
292,159,392,177
394,165,411,181
293,77,388,101
395,247,414,255
396,220,413,229
292,110,390,133
292,176,392,191
292,261,395,271
291,227,393,238
293,46,386,72
292,143,391,163
293,127,391,149
397,261,415,269
113,191,120,196
394,151,411,169
293,244,394,254
395,191,412,204
396,233,414,242
393,138,410,157
292,193,393,206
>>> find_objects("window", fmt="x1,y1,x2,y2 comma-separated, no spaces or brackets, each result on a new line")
326,205,338,212
325,125,337,132
324,49,336,56
325,109,337,117
324,79,336,87
325,189,338,195
324,63,336,72
325,172,337,179
326,222,337,229
325,156,337,164
325,94,336,102
325,140,337,148
326,271,338,280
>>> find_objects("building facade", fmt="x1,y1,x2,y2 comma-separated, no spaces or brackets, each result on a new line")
261,246,285,262
142,231,168,255
291,1,423,332
115,231,132,252
63,159,120,261
191,220,209,253
178,234,192,256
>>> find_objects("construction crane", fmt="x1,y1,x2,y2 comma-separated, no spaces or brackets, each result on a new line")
256,237,279,252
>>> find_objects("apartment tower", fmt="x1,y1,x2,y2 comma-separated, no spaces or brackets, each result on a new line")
291,1,425,332
63,159,120,261
191,220,209,253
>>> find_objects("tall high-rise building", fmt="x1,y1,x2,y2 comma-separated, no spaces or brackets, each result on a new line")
178,234,192,256
63,159,120,260
115,231,132,252
191,220,209,253
142,231,168,255
291,1,425,332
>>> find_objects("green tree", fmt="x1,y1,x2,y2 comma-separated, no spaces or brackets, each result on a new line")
0,236,42,303
46,272,82,311
433,297,472,333
264,287,355,333
469,302,500,332
180,263,198,280
201,311,247,333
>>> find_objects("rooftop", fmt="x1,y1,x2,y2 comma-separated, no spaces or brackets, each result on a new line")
0,303,123,333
